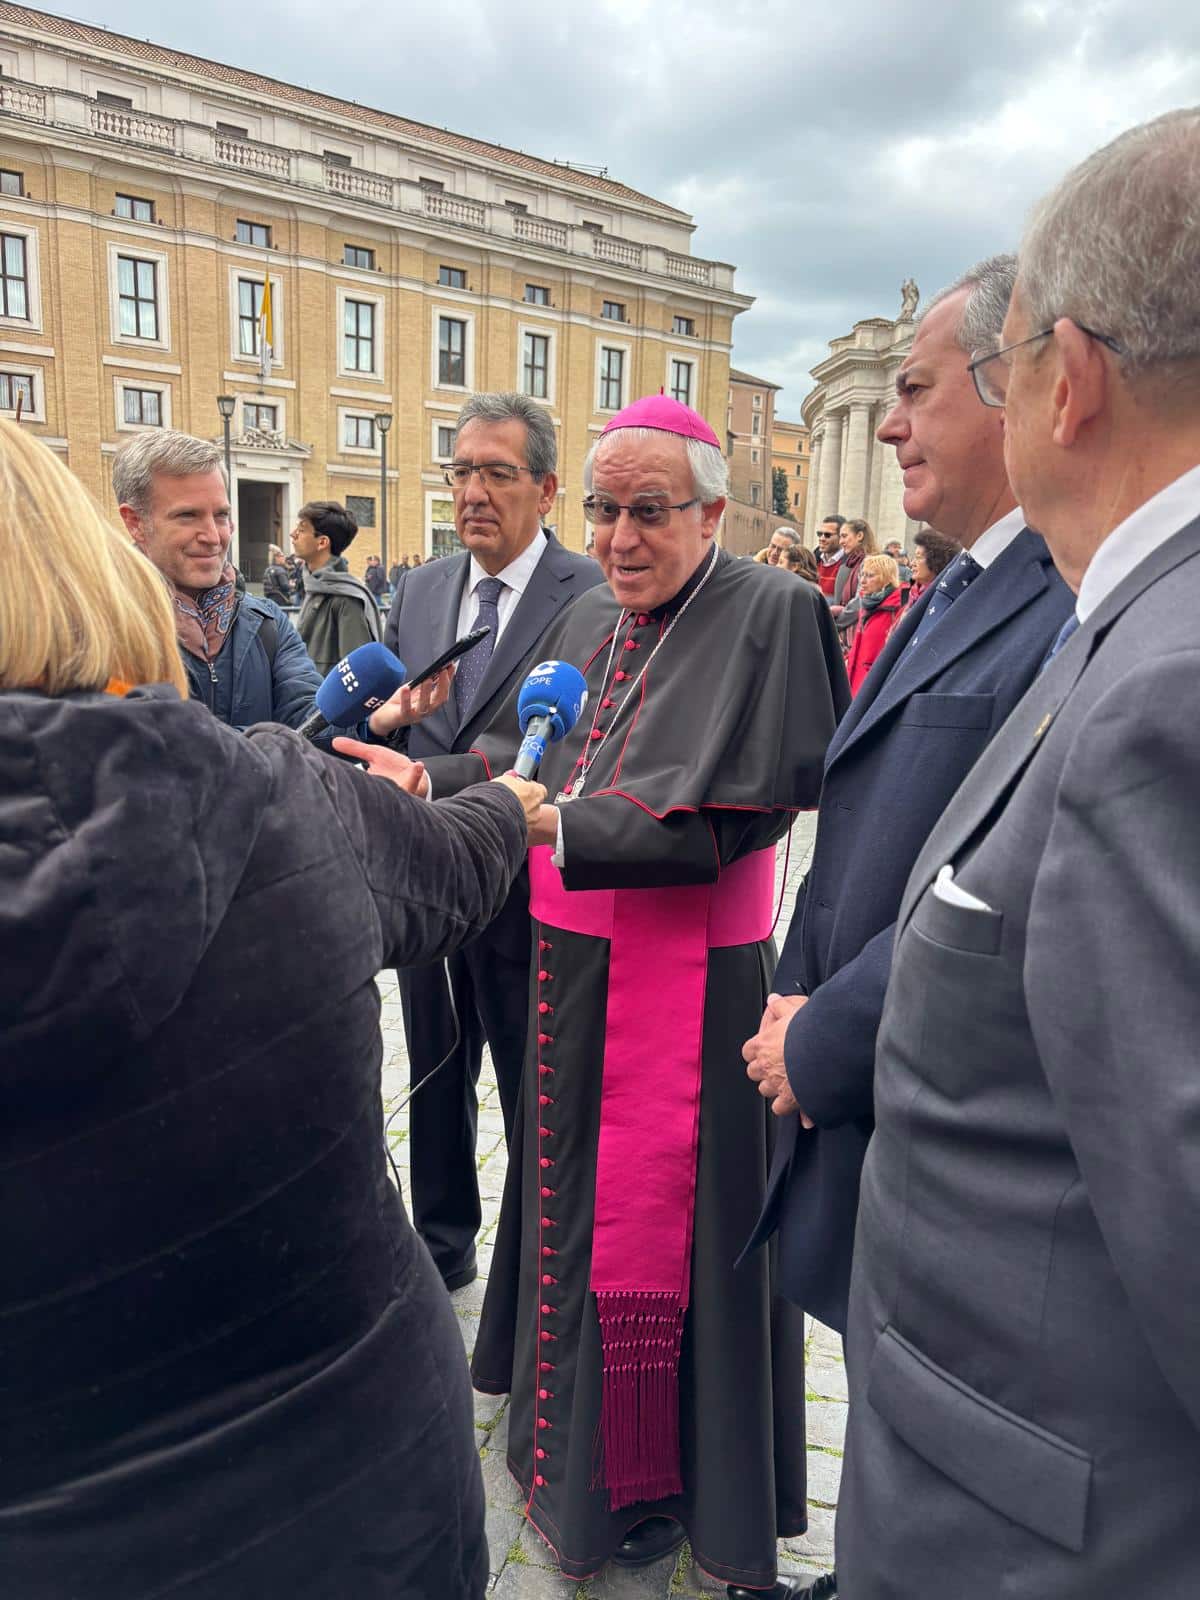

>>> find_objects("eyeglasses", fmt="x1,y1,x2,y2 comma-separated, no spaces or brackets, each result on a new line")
967,323,1123,408
443,462,539,489
582,495,700,528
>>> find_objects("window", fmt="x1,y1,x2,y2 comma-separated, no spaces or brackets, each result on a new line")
1,169,23,197
751,448,760,464
344,299,376,372
794,493,802,508
324,150,351,168
96,91,134,109
505,200,529,216
216,121,249,140
122,387,162,426
418,177,444,192
435,423,454,460
751,482,761,507
0,371,34,410
117,255,158,340
115,192,154,222
601,300,625,321
438,265,467,289
344,243,375,269
669,358,693,408
751,412,761,436
244,401,277,431
752,392,762,408
522,332,549,399
236,219,271,248
0,233,28,319
238,277,264,356
672,315,695,337
582,220,603,233
438,315,466,385
346,494,375,527
525,283,550,306
344,414,376,449
599,346,624,410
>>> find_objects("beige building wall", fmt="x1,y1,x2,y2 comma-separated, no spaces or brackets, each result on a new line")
771,417,810,526
0,5,751,578
725,367,778,513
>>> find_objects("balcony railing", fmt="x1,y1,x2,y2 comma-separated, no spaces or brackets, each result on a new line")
90,104,175,150
215,134,289,178
422,190,487,229
0,76,738,294
325,164,392,204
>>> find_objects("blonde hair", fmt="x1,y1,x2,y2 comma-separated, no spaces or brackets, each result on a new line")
0,422,187,697
861,553,900,588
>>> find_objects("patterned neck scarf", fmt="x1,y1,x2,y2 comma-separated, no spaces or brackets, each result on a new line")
171,562,238,662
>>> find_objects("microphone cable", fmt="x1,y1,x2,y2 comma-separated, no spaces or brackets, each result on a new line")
382,960,461,1194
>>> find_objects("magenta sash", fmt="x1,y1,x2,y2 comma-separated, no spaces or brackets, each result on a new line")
529,845,774,1509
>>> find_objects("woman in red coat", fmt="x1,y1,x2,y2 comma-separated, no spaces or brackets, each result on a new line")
847,553,905,694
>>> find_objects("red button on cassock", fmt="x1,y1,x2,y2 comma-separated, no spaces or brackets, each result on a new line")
637,612,651,626
624,639,638,651
538,1001,551,1015
535,1473,546,1486
539,1064,554,1076
536,1448,546,1460
615,670,629,682
542,1274,556,1285
601,698,614,709
538,1417,550,1429
540,1186,555,1198
538,1033,552,1045
539,1094,554,1107
538,969,550,982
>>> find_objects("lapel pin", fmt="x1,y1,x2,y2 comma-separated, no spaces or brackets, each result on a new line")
1034,712,1053,741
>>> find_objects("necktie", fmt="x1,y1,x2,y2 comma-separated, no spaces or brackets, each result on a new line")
454,575,503,717
1038,612,1080,674
907,550,983,648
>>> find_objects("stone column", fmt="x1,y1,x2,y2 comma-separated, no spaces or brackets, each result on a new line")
841,401,872,518
877,437,909,546
821,411,844,520
804,426,824,542
867,407,886,530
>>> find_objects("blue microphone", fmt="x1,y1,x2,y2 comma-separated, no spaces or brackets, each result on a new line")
513,660,589,779
298,641,408,741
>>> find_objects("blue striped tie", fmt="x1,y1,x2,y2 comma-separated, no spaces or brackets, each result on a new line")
455,576,503,717
1039,612,1080,674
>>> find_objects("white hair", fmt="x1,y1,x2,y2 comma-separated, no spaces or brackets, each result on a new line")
1020,107,1200,377
583,427,729,504
920,254,1018,355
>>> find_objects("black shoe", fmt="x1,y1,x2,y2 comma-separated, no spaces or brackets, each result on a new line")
441,1258,478,1292
728,1578,832,1600
613,1516,685,1568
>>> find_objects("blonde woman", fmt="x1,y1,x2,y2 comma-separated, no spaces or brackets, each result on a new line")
846,551,904,693
0,422,544,1599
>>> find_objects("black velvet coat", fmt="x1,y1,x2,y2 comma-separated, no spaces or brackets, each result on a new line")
0,687,527,1600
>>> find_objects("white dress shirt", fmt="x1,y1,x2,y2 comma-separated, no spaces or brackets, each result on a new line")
1075,462,1200,622
967,505,1027,570
455,527,547,641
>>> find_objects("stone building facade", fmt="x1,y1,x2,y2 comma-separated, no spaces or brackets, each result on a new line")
801,301,918,549
0,3,750,576
726,367,778,512
771,416,810,524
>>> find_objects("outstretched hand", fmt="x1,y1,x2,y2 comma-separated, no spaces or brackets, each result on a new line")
331,737,430,797
366,664,455,738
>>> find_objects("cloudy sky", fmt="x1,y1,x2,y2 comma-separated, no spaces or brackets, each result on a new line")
70,0,1200,417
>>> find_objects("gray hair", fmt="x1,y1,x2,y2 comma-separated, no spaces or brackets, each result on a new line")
1020,108,1200,377
454,391,557,478
583,428,729,504
113,429,227,517
921,253,1018,355
771,526,799,545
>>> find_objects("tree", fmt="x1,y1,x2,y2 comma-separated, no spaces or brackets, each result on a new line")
771,466,791,517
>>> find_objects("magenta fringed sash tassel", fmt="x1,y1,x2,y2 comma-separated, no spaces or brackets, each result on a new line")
529,843,775,1512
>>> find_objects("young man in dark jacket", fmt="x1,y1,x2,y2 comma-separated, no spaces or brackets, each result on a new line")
292,501,383,677
114,431,445,747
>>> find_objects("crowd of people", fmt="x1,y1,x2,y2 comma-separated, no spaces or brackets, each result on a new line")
2,107,1199,1600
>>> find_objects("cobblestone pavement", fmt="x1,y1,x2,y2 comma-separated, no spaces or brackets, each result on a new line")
380,816,842,1596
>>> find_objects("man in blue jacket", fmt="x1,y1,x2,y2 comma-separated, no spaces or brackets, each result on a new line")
741,256,1073,1599
114,431,443,747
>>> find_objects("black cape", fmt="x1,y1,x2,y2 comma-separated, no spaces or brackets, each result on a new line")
431,549,849,1581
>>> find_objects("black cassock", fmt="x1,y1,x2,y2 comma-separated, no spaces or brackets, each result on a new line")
428,548,849,1582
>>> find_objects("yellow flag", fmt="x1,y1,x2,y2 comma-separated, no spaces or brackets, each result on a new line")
258,269,273,384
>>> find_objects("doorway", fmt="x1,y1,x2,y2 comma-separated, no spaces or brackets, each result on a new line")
237,481,283,580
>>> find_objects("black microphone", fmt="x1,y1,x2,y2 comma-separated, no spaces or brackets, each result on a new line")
298,642,408,741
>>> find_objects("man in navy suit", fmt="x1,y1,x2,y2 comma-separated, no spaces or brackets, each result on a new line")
384,393,603,1290
741,257,1072,1595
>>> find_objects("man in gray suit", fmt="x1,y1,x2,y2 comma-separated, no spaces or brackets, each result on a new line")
839,108,1200,1598
383,393,602,1289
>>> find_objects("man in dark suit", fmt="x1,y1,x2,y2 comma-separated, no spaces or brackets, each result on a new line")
837,107,1200,1598
741,257,1073,1598
384,392,602,1290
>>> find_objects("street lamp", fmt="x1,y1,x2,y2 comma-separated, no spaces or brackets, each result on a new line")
216,395,238,572
375,412,393,578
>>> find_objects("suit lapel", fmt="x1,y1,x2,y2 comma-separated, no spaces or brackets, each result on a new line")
897,511,1200,933
831,529,1048,767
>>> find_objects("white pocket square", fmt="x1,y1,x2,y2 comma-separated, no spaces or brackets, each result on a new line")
933,864,995,914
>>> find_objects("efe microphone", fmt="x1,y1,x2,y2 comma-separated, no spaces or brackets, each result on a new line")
513,660,589,779
298,641,408,741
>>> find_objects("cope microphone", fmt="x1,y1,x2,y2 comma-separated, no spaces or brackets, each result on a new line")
513,660,589,779
298,641,408,741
